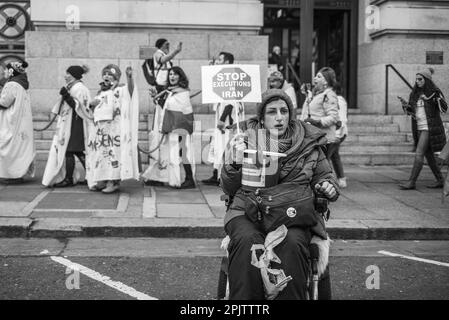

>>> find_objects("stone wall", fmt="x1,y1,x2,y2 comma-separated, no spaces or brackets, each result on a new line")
25,31,268,116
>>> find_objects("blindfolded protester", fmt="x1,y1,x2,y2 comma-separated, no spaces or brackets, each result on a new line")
42,65,92,188
85,64,140,193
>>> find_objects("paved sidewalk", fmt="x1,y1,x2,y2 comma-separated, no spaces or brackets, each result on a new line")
0,164,447,239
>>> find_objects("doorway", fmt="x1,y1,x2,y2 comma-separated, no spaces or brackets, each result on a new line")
260,1,358,108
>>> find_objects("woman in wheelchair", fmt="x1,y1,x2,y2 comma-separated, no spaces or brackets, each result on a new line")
220,89,339,300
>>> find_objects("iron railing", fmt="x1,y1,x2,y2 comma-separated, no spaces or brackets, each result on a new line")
385,64,413,115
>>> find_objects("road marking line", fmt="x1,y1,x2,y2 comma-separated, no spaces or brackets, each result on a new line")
378,250,449,267
21,190,50,215
50,256,157,300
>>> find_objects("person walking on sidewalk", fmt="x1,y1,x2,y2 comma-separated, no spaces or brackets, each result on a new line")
300,67,340,159
398,68,447,190
327,83,348,188
202,52,244,186
142,66,195,189
0,61,35,184
86,64,140,193
42,65,92,188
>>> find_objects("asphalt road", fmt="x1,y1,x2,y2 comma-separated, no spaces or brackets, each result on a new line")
0,239,448,300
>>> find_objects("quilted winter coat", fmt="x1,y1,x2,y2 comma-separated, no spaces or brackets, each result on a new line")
220,118,340,236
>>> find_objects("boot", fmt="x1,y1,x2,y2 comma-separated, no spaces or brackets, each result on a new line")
54,177,74,188
202,169,219,186
180,164,195,189
399,158,423,190
426,151,444,189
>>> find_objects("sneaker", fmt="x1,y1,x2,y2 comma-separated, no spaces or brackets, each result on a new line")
102,181,120,194
338,177,347,188
89,181,107,192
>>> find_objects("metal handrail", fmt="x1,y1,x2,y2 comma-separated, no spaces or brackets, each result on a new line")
385,64,413,115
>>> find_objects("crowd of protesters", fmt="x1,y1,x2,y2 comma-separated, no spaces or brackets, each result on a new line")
0,38,448,303
0,40,447,196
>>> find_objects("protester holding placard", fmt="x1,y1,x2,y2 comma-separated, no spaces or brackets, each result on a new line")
86,64,139,193
220,89,339,300
203,52,245,186
142,66,195,189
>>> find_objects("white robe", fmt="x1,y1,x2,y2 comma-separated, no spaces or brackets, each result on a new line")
142,91,195,188
42,81,92,187
207,101,244,178
85,84,139,184
0,81,35,178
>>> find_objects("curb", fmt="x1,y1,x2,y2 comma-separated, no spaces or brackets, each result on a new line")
1,224,449,240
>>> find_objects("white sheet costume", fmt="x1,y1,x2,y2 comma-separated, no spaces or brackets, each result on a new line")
0,75,35,179
142,87,195,187
42,81,92,187
85,84,140,186
207,101,244,178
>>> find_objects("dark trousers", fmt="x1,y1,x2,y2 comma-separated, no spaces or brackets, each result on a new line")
225,215,311,300
65,151,85,181
327,136,346,179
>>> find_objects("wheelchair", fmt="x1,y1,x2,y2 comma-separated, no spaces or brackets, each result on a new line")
216,194,332,300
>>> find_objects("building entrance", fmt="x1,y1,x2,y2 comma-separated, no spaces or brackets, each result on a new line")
261,0,357,108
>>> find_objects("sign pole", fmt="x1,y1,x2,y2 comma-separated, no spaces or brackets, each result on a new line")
234,100,241,135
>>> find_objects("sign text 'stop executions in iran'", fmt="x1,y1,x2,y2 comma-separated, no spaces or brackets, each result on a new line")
212,67,251,100
201,64,262,103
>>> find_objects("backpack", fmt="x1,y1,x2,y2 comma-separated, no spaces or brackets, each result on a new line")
141,58,162,86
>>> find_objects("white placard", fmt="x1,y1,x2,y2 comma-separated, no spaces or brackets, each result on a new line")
201,64,262,103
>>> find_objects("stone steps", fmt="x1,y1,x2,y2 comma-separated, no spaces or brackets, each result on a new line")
30,113,448,166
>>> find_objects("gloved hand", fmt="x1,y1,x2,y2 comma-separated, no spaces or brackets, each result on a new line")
315,181,337,201
59,86,69,97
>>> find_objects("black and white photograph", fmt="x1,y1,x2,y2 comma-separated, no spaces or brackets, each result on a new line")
0,0,448,308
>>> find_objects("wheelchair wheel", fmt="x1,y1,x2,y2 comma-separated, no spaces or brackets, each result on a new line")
318,265,332,300
217,256,229,300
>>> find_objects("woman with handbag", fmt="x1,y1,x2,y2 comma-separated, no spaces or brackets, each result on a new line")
300,67,340,160
398,68,447,190
142,66,195,189
220,89,339,300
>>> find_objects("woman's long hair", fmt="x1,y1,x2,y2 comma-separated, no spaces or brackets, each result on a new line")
410,76,442,103
166,66,189,89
